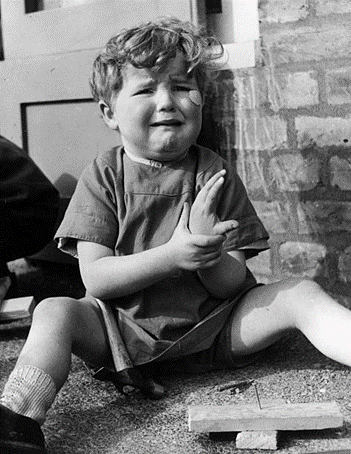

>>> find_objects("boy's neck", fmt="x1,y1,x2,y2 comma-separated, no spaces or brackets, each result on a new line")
123,147,189,168
124,148,163,168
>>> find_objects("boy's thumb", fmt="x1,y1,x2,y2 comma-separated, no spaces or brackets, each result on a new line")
179,202,190,227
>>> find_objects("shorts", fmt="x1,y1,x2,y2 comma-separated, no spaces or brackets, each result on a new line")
142,284,265,376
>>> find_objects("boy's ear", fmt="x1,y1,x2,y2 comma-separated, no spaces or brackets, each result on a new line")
99,101,119,130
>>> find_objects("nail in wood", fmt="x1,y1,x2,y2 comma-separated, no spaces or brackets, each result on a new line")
254,383,262,410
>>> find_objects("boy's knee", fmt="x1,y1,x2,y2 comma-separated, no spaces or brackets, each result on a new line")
279,278,326,312
33,296,80,320
278,277,321,295
291,278,322,295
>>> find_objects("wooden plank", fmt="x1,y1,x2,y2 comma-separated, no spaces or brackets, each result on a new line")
0,296,36,321
188,401,343,433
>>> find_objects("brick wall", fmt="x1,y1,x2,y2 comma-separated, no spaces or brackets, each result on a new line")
206,0,351,302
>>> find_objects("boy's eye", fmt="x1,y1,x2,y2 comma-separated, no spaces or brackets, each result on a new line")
174,85,191,92
135,88,153,95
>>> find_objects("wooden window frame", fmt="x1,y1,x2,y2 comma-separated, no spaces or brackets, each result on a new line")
208,0,260,69
0,0,205,146
1,0,204,59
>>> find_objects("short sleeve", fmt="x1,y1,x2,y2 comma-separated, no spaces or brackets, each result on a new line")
55,157,119,257
196,148,269,259
220,164,269,257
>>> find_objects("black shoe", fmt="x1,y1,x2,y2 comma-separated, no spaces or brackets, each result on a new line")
91,366,166,399
0,404,46,453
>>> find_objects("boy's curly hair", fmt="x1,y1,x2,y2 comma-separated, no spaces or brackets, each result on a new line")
90,18,223,107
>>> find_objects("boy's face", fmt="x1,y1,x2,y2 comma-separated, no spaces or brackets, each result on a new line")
100,52,203,162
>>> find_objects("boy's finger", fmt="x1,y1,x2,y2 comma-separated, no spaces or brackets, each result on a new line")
213,220,238,236
199,249,222,263
205,176,225,209
192,233,226,248
199,255,223,269
204,170,226,192
196,170,226,202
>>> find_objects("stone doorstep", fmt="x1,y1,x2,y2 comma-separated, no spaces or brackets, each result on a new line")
236,430,278,450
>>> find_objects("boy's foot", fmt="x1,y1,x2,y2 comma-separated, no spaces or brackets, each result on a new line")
0,404,46,453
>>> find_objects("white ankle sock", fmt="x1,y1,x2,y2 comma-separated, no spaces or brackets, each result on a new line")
0,365,56,425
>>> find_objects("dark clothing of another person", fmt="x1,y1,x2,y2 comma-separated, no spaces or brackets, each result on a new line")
0,135,60,277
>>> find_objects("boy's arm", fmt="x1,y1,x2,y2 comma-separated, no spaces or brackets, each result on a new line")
77,202,227,300
197,249,247,299
77,241,178,300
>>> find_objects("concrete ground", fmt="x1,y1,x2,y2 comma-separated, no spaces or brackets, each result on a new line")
1,258,351,453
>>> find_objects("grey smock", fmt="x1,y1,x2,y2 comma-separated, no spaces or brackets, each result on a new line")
55,145,269,369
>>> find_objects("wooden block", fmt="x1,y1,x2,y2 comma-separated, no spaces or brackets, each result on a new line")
188,401,343,433
0,296,36,321
236,430,278,450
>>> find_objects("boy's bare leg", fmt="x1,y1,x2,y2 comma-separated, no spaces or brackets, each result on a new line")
0,296,111,425
16,296,112,390
230,278,351,367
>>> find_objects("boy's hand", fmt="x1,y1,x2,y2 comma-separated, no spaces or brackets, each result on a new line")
189,170,238,236
165,202,226,271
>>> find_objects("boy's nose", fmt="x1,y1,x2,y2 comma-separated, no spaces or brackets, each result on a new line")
156,87,176,111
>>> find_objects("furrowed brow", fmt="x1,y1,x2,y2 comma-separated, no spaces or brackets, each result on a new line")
171,74,195,83
132,78,155,90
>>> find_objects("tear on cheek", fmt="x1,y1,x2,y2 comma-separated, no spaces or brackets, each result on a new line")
189,90,202,106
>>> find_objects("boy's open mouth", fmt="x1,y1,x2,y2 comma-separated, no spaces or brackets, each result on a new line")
151,119,183,126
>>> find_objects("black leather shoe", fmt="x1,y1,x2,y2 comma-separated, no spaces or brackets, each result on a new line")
92,366,166,399
0,404,46,453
